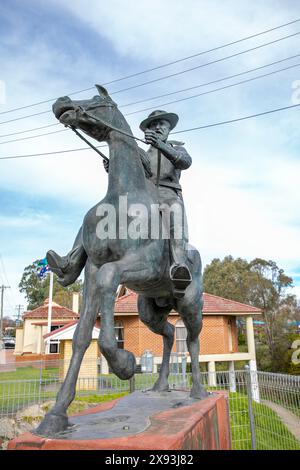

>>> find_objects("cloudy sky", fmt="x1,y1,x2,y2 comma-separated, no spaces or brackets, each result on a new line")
0,0,300,316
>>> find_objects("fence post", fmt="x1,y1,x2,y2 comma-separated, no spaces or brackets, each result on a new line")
245,365,257,450
129,375,135,393
181,354,187,387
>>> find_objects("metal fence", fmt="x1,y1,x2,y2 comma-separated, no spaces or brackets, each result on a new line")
0,360,299,450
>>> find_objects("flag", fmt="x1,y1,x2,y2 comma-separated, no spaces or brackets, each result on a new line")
37,258,51,279
37,257,48,267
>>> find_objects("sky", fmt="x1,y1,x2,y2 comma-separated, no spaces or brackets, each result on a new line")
0,0,300,317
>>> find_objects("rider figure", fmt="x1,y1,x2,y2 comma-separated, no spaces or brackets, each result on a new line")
47,110,192,298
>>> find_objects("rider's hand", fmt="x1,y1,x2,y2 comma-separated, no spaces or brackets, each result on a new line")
144,130,163,149
103,159,109,173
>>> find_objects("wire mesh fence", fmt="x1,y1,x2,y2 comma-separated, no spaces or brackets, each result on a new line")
0,359,299,450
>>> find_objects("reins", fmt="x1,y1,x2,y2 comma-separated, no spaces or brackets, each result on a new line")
66,104,162,186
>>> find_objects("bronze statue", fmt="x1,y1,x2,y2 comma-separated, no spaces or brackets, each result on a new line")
36,85,208,437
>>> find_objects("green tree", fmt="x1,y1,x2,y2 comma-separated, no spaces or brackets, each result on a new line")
203,256,295,372
203,255,257,303
19,260,83,310
248,258,293,370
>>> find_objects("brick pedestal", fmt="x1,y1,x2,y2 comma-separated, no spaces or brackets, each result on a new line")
8,391,231,450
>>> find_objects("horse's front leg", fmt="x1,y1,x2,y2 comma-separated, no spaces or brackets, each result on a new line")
97,262,136,379
35,261,101,436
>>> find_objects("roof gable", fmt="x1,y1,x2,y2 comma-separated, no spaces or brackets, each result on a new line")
44,321,100,341
23,298,79,320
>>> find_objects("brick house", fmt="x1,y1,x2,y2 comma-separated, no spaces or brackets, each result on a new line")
43,288,261,382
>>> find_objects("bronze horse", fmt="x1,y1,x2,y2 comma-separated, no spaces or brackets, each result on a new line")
36,85,208,436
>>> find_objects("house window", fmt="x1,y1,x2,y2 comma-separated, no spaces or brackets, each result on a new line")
49,340,59,354
49,326,61,353
228,318,234,352
115,320,124,349
176,320,188,353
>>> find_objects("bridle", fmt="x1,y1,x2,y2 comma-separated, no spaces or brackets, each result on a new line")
66,101,162,187
66,101,147,162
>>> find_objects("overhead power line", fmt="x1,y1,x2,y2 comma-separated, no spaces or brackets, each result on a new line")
0,145,108,160
172,103,300,134
120,53,300,108
0,129,68,145
2,52,299,140
0,103,299,160
0,29,299,127
111,31,300,96
1,59,300,146
0,17,299,116
125,61,300,116
0,123,59,139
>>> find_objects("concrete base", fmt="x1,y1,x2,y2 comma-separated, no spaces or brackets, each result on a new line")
8,390,231,450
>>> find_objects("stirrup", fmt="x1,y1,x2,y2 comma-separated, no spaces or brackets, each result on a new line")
170,264,192,298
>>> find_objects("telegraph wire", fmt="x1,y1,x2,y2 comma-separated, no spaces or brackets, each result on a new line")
0,103,299,160
0,145,108,160
0,129,68,146
1,52,299,139
0,29,299,127
0,123,59,139
110,31,300,96
1,17,300,116
1,59,300,146
172,103,300,134
125,61,300,116
120,53,300,108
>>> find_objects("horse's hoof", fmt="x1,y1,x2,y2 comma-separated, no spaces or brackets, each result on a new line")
34,412,69,437
152,382,169,392
190,386,210,400
114,349,136,380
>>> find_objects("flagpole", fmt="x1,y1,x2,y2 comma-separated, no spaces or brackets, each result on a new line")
46,270,54,354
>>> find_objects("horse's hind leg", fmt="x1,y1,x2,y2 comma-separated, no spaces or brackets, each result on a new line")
176,287,209,399
138,295,173,391
35,261,101,436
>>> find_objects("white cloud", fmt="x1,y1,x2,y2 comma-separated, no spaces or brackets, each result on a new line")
1,0,300,310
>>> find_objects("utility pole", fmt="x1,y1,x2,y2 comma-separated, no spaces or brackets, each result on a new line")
15,304,24,326
0,285,10,341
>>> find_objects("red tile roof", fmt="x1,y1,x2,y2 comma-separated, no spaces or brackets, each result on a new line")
115,290,261,314
23,299,79,320
25,290,261,320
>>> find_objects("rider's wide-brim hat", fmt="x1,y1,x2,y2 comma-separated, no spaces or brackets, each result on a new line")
139,110,179,131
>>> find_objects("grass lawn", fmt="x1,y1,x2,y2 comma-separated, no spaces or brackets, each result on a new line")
0,366,59,381
0,368,299,450
229,392,300,450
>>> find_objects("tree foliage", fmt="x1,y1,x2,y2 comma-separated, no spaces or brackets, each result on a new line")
203,256,297,372
19,260,83,310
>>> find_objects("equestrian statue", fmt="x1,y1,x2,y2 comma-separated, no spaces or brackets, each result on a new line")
36,85,208,437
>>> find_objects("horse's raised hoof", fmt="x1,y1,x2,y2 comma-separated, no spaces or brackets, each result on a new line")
114,349,136,380
190,385,210,400
34,411,69,437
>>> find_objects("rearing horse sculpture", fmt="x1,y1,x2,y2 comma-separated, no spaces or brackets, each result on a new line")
36,85,208,437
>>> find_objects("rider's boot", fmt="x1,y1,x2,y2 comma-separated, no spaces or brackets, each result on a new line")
47,246,87,287
169,239,192,299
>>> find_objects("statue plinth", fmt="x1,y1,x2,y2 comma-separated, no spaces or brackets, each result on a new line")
8,390,231,450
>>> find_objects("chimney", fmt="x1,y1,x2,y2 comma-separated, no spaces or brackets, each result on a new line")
72,292,79,314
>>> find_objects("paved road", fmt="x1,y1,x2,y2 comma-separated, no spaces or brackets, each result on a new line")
0,349,16,372
262,399,300,443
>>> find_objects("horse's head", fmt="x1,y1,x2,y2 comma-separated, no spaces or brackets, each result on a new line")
52,85,119,141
